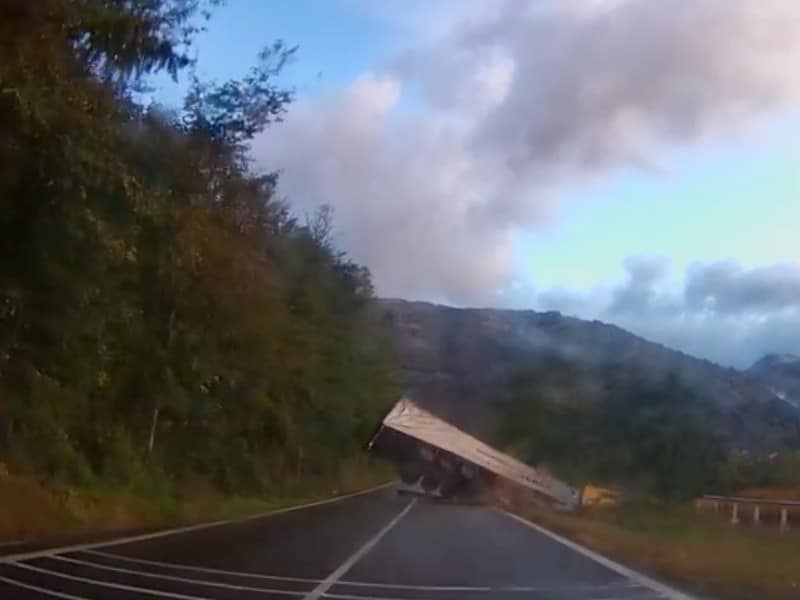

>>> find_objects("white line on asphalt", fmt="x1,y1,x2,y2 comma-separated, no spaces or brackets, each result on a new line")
321,587,653,600
80,549,639,594
0,576,89,600
10,561,228,599
322,594,451,600
81,549,322,583
0,574,90,599
499,510,696,600
586,596,664,600
304,499,416,600
0,481,395,564
48,554,308,596
334,580,641,592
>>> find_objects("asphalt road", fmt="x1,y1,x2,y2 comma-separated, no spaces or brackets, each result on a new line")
0,485,690,600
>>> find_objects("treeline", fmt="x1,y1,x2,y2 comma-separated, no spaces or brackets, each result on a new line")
0,1,394,494
496,358,728,500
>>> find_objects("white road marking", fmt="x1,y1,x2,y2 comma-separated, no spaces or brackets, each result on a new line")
499,510,696,600
0,574,90,599
587,596,663,600
0,481,395,564
333,580,641,592
10,561,227,599
323,594,451,600
321,585,653,600
48,554,308,596
304,499,416,600
77,549,641,594
81,549,321,583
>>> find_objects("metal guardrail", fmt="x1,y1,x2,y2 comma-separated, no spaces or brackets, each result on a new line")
703,494,800,507
697,494,797,532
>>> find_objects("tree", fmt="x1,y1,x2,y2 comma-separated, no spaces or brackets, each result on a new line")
497,362,725,499
0,0,395,495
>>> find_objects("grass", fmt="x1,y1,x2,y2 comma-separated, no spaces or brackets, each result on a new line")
509,499,800,600
0,458,393,547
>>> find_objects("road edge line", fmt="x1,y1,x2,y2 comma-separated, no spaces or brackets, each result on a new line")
0,481,395,564
0,574,88,600
498,509,696,600
303,498,417,600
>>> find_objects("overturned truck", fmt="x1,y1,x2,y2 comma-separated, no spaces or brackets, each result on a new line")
369,398,580,510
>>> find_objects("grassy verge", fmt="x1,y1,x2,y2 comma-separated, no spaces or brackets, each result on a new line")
509,500,800,600
0,458,393,547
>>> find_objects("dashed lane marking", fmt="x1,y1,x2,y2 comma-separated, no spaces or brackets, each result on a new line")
303,499,417,600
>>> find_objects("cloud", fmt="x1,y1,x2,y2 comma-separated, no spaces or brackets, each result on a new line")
535,258,800,367
608,255,671,315
255,0,800,303
252,74,517,303
685,261,800,314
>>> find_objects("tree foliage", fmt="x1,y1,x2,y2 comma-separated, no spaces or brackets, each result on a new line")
497,359,726,500
0,0,394,493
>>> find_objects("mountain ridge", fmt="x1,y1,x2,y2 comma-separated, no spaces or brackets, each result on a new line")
377,298,800,451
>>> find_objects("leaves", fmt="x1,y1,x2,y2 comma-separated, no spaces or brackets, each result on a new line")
497,364,726,499
0,0,394,493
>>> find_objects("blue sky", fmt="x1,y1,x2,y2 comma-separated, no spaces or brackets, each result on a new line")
520,124,800,290
165,1,800,367
153,0,402,105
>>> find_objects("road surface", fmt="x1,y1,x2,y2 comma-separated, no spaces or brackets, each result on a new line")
0,485,691,599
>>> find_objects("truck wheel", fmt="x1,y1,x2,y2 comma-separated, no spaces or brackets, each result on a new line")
439,475,462,499
420,473,440,492
398,461,422,485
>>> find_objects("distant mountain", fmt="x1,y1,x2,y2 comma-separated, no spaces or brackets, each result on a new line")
377,299,800,451
748,354,800,409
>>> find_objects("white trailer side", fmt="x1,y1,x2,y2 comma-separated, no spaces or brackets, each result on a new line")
373,397,579,510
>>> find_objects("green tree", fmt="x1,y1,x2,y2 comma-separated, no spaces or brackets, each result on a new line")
0,0,395,496
497,363,725,500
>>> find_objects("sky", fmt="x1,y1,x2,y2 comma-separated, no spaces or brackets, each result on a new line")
155,0,800,369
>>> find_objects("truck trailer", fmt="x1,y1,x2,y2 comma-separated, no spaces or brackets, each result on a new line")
368,398,580,510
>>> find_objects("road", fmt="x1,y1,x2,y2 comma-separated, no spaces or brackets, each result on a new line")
0,485,691,599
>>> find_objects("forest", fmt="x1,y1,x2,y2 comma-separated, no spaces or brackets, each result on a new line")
2,1,795,519
0,0,395,499
496,358,800,500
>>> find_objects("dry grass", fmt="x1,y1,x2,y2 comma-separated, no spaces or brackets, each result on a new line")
0,475,161,542
512,500,800,600
0,461,392,547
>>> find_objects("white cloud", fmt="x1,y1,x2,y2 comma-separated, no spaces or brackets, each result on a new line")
254,0,800,306
253,74,518,302
534,258,800,367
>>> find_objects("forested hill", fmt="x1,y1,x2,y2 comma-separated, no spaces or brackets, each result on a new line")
378,299,800,452
0,1,394,494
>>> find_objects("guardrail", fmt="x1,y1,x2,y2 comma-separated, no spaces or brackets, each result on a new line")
696,495,799,532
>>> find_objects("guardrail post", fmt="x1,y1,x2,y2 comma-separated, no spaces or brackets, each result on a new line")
713,500,719,512
753,505,760,525
780,507,790,533
730,502,740,525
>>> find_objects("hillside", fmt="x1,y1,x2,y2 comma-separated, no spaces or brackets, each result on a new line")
378,299,800,451
748,354,800,409
0,3,392,503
